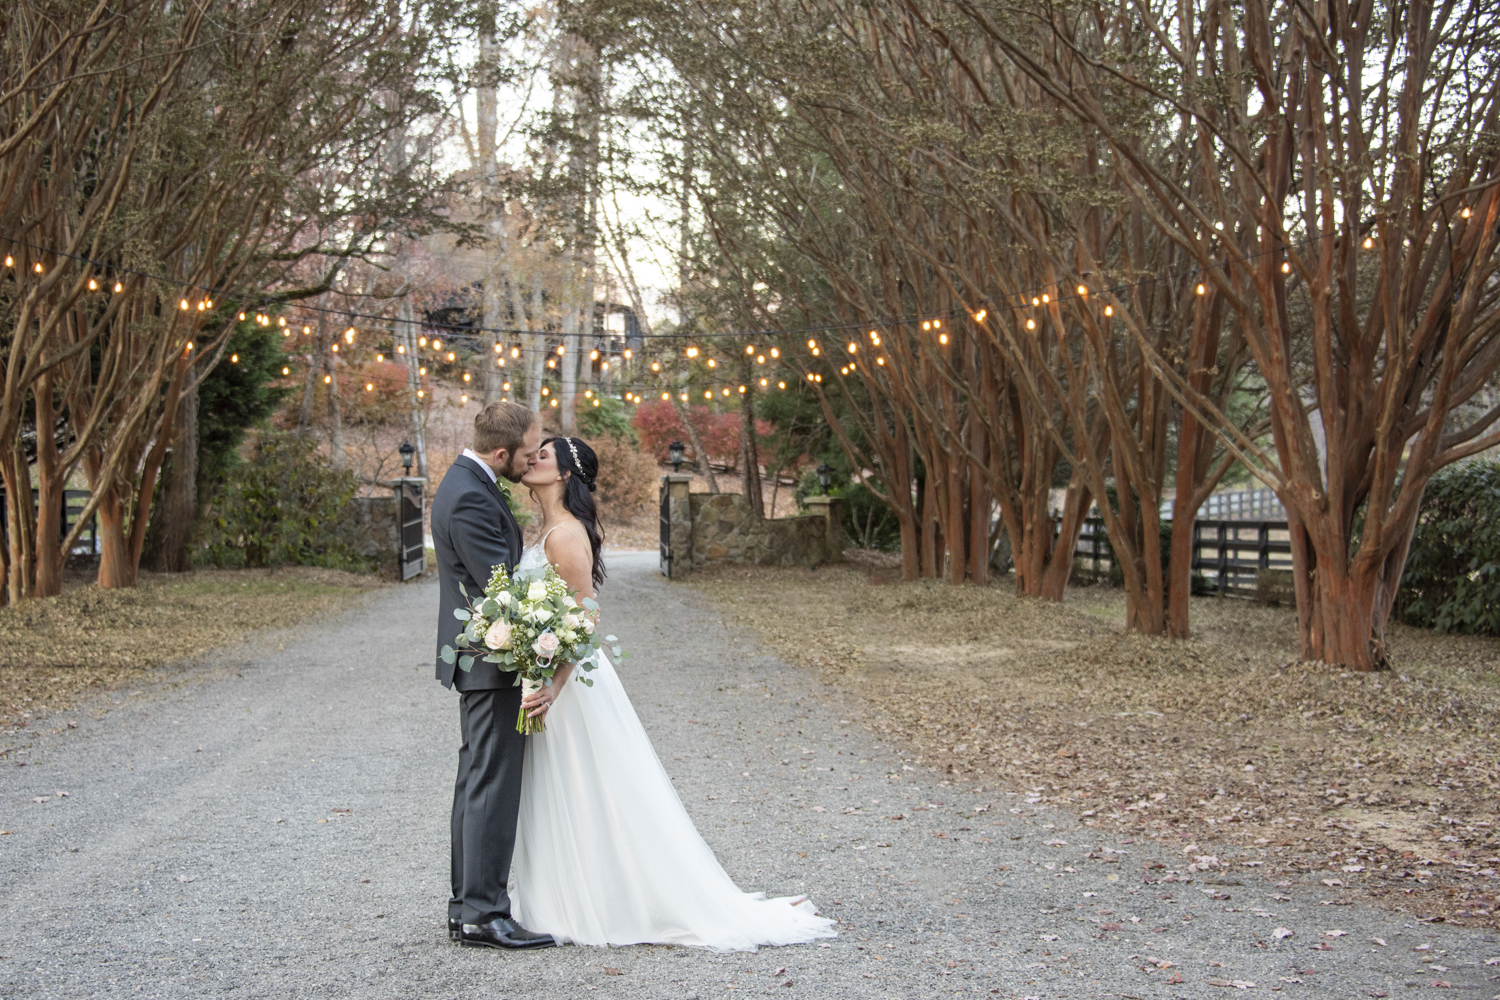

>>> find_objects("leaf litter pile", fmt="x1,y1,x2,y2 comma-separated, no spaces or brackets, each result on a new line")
1,567,385,735
688,564,1500,927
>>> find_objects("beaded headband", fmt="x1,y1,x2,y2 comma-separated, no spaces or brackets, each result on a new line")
561,437,592,485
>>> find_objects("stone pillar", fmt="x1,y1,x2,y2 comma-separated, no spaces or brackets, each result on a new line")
662,474,694,578
803,495,845,564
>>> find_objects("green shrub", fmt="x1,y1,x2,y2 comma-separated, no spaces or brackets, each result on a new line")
795,468,901,551
1397,459,1500,634
197,432,373,571
577,395,637,443
1255,569,1295,607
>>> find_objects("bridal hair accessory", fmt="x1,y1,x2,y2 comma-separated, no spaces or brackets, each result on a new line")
561,436,595,491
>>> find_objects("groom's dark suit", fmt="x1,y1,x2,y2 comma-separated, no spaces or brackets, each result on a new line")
432,454,526,926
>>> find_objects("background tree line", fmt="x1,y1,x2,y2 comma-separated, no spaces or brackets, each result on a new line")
562,0,1500,671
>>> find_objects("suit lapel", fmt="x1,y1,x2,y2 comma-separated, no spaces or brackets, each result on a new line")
456,456,521,569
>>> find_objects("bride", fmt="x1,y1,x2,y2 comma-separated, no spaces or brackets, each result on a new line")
509,435,837,952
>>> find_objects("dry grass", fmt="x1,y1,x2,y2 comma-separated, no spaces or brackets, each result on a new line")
1,566,386,736
687,564,1500,927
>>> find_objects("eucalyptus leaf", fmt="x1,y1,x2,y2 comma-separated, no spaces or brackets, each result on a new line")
440,645,457,664
458,654,475,672
581,597,599,611
453,608,471,621
458,581,469,597
482,654,502,663
604,635,618,643
612,645,622,657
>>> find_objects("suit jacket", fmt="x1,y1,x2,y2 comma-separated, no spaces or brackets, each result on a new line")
432,455,523,690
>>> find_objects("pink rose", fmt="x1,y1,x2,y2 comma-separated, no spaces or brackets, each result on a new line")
484,620,511,650
533,630,561,659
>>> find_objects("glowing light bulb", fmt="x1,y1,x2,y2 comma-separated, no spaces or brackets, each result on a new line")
2,256,10,266
847,342,857,353
35,263,44,274
180,299,189,310
555,345,564,355
230,354,238,363
418,390,425,398
397,345,405,354
771,348,779,358
973,309,986,322
323,375,331,384
877,357,886,365
1363,237,1374,249
778,381,785,389
463,372,470,382
1026,319,1036,330
938,333,948,344
1032,297,1040,306
366,383,374,392
704,390,712,398
590,349,599,360
419,366,426,375
662,393,669,400
419,336,427,346
760,378,768,386
1196,283,1206,295
921,321,931,331
376,353,383,362
707,358,716,367
651,362,660,371
1281,262,1291,273
433,339,442,350
88,279,98,290
1462,206,1472,219
461,394,468,403
686,346,698,358
282,367,290,375
503,382,511,391
1104,305,1114,316
1077,285,1088,296
114,282,123,293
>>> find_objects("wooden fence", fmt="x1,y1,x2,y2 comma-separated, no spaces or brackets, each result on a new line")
1074,517,1292,597
0,488,100,556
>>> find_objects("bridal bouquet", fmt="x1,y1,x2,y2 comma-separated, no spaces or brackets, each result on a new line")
440,563,623,734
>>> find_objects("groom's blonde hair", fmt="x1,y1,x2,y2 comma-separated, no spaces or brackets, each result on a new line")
473,400,537,457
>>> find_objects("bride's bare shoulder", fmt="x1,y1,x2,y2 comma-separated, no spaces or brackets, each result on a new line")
542,519,590,558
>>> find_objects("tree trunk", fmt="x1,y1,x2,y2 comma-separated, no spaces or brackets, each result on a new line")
670,395,717,491
141,379,199,572
325,351,345,469
739,379,763,515
33,369,65,598
95,483,137,589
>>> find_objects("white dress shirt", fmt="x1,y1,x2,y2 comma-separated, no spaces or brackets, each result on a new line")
461,448,498,484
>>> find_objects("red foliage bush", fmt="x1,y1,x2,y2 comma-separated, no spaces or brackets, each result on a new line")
630,400,775,472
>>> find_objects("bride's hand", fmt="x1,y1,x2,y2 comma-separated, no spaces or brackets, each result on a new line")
522,663,574,718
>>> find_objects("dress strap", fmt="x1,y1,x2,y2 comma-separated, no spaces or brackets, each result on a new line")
536,525,561,548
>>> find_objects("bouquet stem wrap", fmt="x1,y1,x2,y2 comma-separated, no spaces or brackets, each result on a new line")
518,674,547,735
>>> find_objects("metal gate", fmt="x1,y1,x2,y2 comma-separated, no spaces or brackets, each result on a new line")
659,485,672,577
0,487,100,556
398,480,425,580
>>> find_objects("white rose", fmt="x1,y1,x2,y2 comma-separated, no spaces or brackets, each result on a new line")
527,580,547,601
583,618,595,634
563,594,579,609
532,607,551,623
561,613,580,630
496,591,512,607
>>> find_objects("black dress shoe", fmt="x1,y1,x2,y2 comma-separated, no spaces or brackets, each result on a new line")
460,917,556,950
448,917,462,941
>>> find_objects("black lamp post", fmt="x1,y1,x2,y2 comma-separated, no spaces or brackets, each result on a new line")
816,462,831,495
398,440,415,476
669,439,685,473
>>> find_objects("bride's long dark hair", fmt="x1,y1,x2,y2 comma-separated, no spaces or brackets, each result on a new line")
545,436,606,589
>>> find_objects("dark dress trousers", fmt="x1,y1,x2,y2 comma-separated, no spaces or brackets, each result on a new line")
431,455,526,926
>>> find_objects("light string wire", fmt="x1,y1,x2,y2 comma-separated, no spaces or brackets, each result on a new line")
0,224,1352,347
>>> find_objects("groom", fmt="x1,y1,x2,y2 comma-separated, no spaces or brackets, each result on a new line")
432,400,554,949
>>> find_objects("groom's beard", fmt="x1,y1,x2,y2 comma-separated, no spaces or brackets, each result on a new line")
499,455,530,483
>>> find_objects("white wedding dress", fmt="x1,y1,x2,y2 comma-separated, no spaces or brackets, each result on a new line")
510,535,836,952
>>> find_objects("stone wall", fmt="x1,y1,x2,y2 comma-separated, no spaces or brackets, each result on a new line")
342,494,401,580
660,476,841,577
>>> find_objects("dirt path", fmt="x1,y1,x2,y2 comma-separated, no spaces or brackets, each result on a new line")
1,553,1494,998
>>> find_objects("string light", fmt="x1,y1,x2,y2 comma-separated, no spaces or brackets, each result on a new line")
1104,305,1114,317
2,256,10,266
624,349,632,359
418,389,425,398
511,347,520,357
921,321,931,331
707,358,716,367
419,336,427,346
847,342,857,353
114,282,122,293
503,382,511,391
757,354,766,363
1026,318,1036,330
1363,236,1375,249
1462,206,1472,219
770,348,779,358
934,318,942,327
462,372,471,382
323,375,331,384
807,339,818,349
34,262,44,274
230,354,238,363
662,392,669,400
1196,283,1207,295
555,345,564,355
760,378,768,386
303,326,311,334
366,383,374,391
419,366,426,375
1039,296,1048,305
550,399,559,407
651,362,660,371
447,352,455,361
877,357,886,365
345,328,355,343
746,345,754,355
777,381,786,389
1281,262,1291,273
331,344,338,352
972,310,985,322
88,278,98,290
704,390,712,398
282,367,290,375
1032,297,1040,307
590,349,599,360
1076,285,1088,296
433,339,442,350
179,299,189,310
397,345,405,354
461,394,468,403
938,333,948,344
541,387,549,395
376,353,384,362
686,346,698,358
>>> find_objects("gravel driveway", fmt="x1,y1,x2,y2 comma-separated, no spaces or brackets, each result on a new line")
2,551,1496,999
